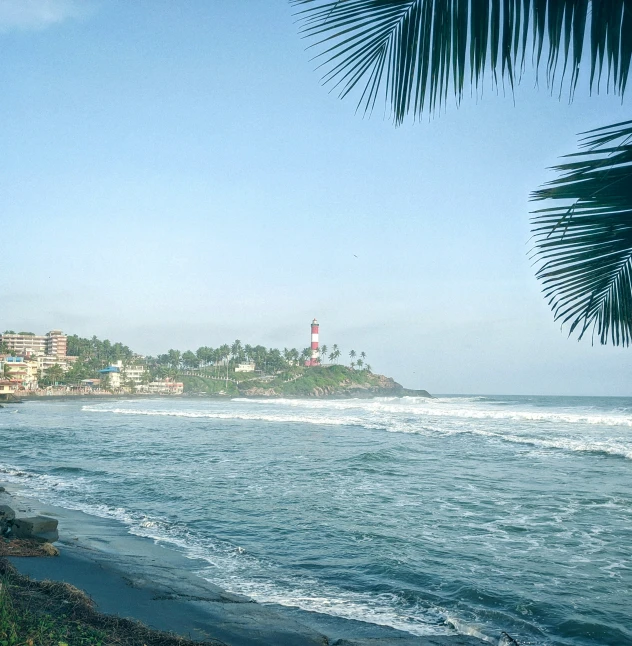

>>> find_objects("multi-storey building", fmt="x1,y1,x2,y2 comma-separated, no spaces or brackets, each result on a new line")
98,360,147,390
2,356,39,390
36,354,76,375
45,330,67,357
0,330,67,358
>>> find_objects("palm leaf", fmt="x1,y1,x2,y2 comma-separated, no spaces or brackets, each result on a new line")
292,0,631,123
531,120,632,345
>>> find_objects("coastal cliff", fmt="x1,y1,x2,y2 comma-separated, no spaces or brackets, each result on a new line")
182,365,431,399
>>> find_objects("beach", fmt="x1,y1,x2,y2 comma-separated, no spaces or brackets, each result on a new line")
1,486,483,645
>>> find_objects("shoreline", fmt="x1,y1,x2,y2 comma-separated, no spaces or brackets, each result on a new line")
13,390,432,402
0,484,485,645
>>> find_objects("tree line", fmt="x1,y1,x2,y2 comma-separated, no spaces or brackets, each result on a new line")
3,334,373,387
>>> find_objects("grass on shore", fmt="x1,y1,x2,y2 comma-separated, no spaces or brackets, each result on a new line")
0,559,222,646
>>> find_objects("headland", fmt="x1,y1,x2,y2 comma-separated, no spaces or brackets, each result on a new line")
1,328,431,401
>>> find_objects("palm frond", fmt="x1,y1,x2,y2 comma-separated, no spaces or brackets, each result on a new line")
531,120,632,346
292,0,632,123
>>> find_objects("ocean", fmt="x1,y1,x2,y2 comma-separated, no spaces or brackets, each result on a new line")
1,395,631,645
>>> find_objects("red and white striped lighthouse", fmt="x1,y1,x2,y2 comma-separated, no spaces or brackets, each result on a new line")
310,318,319,366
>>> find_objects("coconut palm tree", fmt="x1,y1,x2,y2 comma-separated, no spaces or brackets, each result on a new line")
293,1,632,346
301,347,313,364
320,344,328,363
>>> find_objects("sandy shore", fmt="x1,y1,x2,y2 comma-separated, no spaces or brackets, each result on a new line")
1,485,486,645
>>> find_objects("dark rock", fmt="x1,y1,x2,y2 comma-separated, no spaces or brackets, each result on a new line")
0,504,15,535
11,515,59,543
0,486,6,492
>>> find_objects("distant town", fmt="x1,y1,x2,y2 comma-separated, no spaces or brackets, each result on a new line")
0,321,390,400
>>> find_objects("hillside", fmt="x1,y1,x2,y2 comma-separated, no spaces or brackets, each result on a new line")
181,365,431,399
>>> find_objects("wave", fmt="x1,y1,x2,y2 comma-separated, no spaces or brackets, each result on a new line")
229,398,632,428
0,461,461,639
82,402,632,461
439,428,632,461
81,406,387,431
84,399,632,429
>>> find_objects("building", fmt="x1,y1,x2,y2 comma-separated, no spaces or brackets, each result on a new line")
122,363,146,386
140,378,183,395
45,330,67,357
2,356,39,390
0,380,15,398
235,361,256,373
98,366,121,389
305,318,320,366
0,330,67,358
98,361,147,390
36,354,76,376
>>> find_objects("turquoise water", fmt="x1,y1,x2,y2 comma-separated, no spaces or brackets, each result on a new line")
1,395,631,644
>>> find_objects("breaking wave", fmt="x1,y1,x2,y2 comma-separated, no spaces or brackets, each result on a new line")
82,399,632,460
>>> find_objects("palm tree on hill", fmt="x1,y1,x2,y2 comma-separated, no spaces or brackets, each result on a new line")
349,350,356,366
300,347,312,364
231,340,243,363
293,1,632,346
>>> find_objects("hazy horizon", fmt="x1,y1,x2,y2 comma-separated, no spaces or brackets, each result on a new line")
1,1,630,397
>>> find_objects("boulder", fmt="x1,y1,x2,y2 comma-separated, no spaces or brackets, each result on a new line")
11,515,59,543
0,504,15,535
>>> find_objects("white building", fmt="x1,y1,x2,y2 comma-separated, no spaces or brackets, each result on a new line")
235,361,256,373
0,330,67,357
98,361,147,390
139,378,183,395
36,355,75,375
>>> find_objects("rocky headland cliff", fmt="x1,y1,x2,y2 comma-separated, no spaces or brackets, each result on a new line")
182,365,431,399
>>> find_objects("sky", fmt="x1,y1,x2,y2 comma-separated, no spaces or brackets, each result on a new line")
0,0,630,396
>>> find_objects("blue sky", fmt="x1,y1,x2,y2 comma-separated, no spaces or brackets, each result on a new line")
1,0,630,395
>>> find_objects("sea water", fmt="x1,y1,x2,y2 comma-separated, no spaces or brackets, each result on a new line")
1,395,630,645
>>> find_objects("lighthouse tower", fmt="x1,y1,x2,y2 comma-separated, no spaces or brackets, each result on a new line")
310,318,319,366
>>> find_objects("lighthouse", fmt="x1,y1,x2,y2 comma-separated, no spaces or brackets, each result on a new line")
310,318,319,366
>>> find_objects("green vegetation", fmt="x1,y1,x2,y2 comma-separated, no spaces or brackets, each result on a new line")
17,330,387,395
180,376,240,397
294,1,631,345
181,365,417,398
0,570,107,645
0,561,218,646
266,365,378,397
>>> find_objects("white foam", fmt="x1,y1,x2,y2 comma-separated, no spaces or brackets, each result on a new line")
82,399,632,460
0,461,453,638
